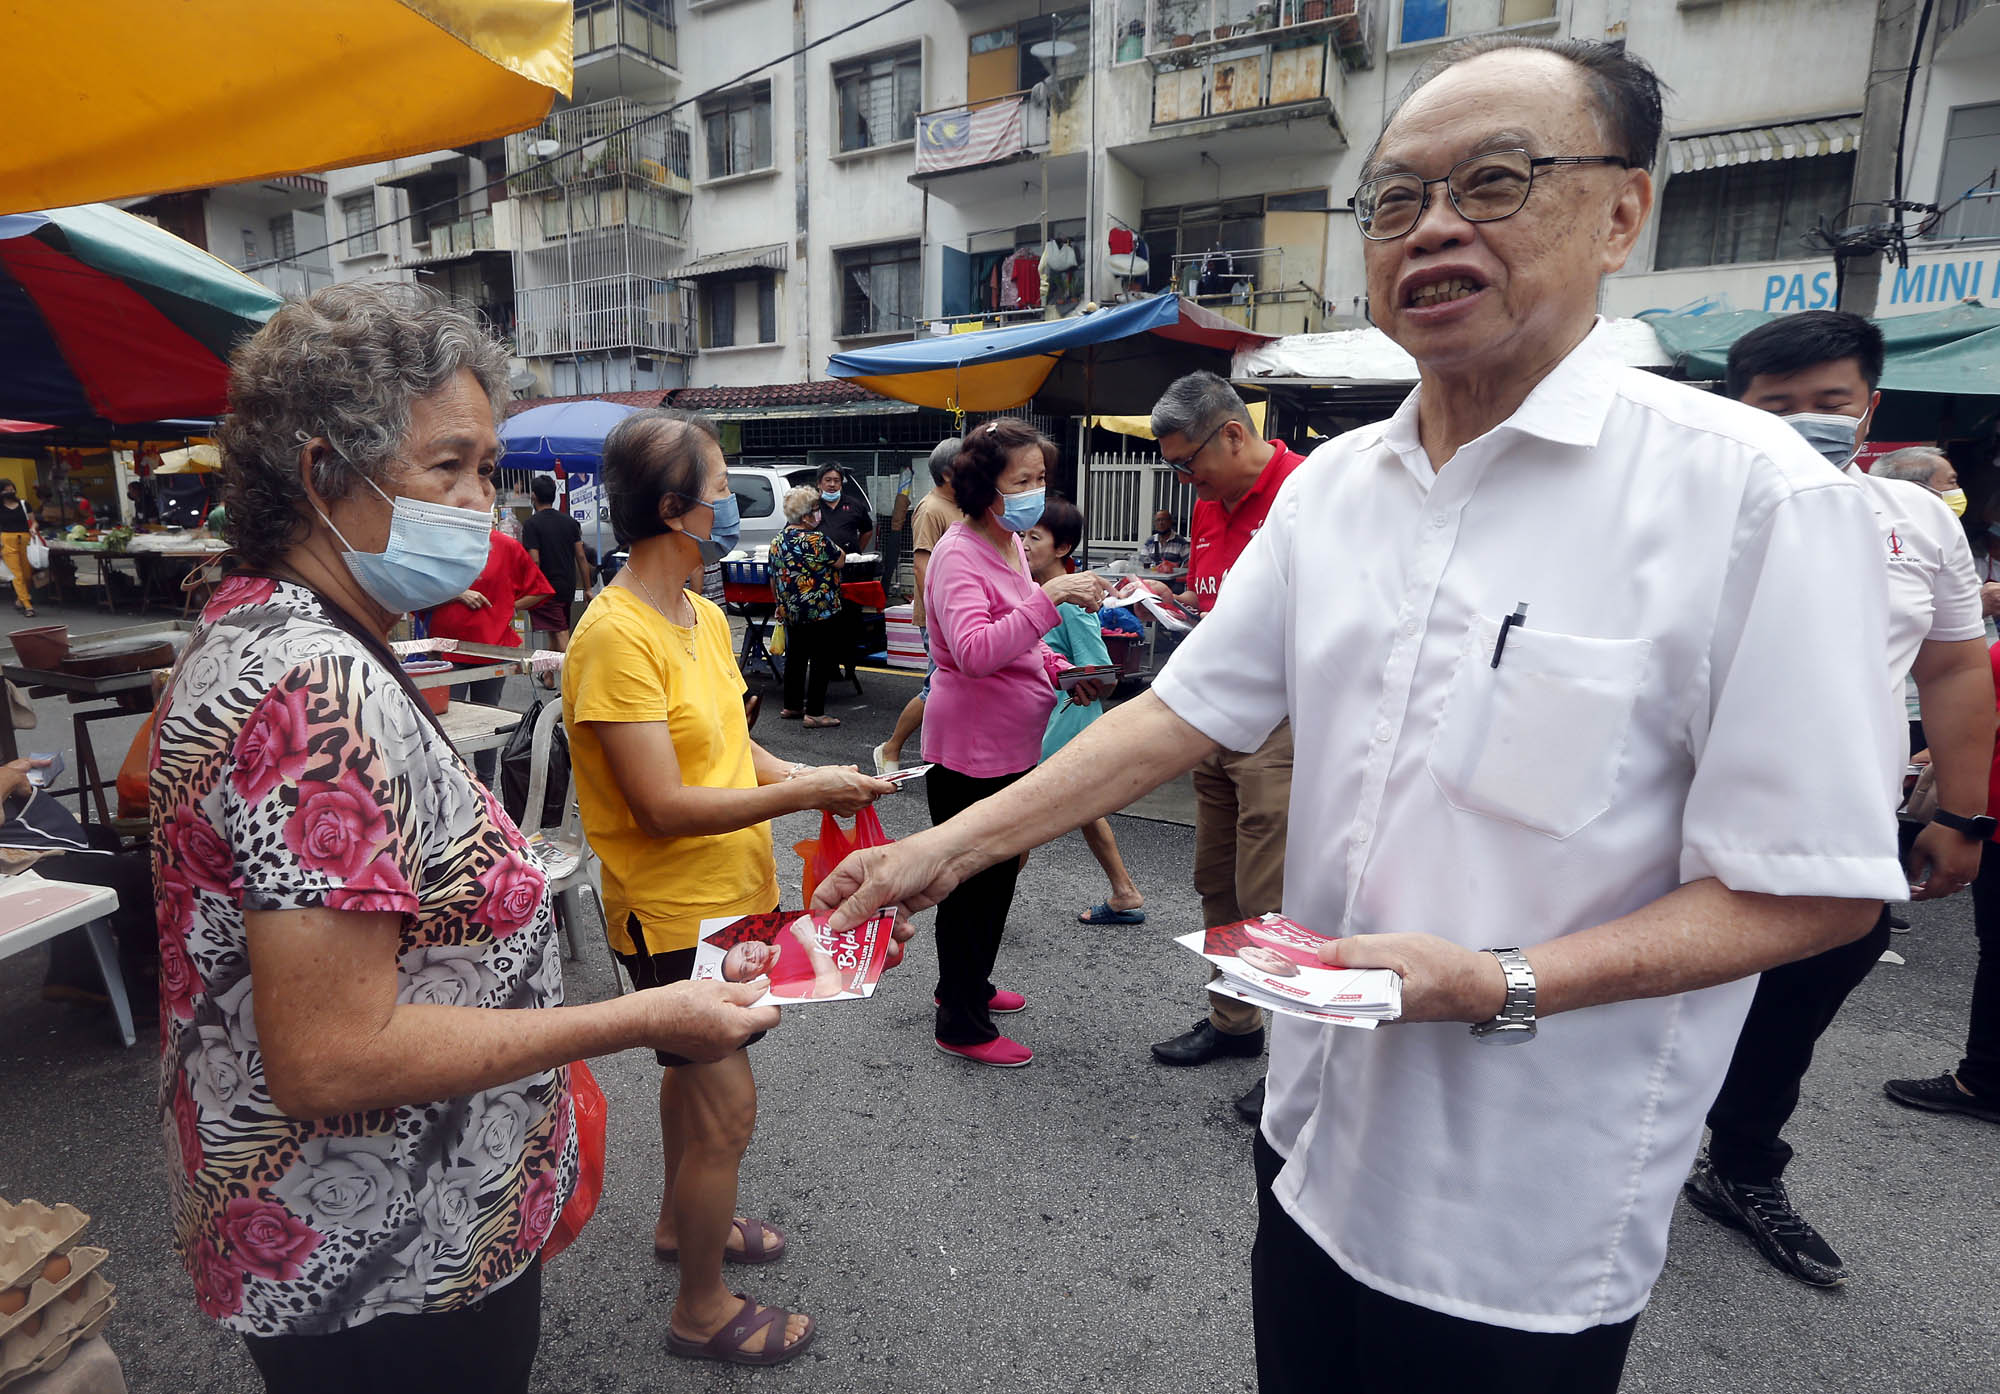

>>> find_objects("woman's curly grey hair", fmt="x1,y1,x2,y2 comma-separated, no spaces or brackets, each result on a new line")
782,485,821,525
215,283,510,570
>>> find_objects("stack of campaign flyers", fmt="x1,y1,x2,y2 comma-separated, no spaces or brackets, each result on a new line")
1177,914,1402,1029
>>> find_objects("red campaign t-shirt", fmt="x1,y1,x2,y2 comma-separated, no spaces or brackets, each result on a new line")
428,530,553,649
1186,441,1307,613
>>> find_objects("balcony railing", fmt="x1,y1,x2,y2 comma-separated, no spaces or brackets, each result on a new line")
1167,245,1328,332
507,96,694,197
913,91,1048,177
398,210,498,265
575,0,677,70
515,276,696,357
241,259,337,297
1152,35,1335,126
1145,0,1372,70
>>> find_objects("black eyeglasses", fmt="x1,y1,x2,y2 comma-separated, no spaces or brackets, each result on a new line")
1350,149,1631,242
1161,419,1228,477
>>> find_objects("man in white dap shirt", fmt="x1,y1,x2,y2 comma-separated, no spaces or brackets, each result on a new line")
813,37,1904,1392
1682,311,1994,1287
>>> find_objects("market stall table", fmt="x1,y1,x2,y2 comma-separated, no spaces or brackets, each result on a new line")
0,877,131,1046
437,702,522,758
0,622,194,823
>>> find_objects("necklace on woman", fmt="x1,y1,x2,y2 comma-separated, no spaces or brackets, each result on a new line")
627,566,698,658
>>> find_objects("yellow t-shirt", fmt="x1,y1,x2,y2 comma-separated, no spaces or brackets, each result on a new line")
563,586,778,955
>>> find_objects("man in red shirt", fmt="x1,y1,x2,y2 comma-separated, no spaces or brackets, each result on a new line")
1145,373,1305,1122
428,527,552,782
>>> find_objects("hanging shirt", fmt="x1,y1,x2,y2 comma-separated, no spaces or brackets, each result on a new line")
1151,321,1904,1334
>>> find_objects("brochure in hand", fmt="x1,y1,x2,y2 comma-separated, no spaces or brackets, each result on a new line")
692,909,899,1006
1055,664,1120,692
1098,580,1200,632
1176,913,1402,1027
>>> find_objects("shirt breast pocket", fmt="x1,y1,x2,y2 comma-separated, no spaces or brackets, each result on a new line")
1426,617,1652,840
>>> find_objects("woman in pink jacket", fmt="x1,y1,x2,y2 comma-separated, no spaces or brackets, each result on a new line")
921,420,1108,1066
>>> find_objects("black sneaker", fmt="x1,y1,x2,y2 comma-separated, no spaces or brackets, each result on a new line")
1884,1072,2000,1125
1683,1156,1847,1287
1150,1020,1264,1066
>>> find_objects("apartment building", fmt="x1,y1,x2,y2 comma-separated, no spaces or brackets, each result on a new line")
121,1,1999,395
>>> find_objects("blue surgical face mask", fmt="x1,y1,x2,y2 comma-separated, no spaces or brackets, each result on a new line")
820,487,843,505
996,485,1046,534
676,491,742,564
1780,411,1865,470
317,475,492,614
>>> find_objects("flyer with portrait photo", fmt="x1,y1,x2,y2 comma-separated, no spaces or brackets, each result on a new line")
1176,913,1402,1025
692,909,899,1006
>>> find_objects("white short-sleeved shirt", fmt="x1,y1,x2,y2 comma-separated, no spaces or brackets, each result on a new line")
1843,463,1983,691
1151,322,1907,1334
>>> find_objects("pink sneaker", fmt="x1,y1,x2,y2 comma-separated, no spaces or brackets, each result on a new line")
934,988,1027,1014
936,1035,1034,1067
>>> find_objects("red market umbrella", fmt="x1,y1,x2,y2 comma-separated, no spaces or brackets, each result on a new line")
0,204,282,429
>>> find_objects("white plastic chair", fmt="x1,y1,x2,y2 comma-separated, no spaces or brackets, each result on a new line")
518,698,614,982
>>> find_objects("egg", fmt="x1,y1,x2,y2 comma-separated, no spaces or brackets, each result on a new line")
0,1287,24,1316
39,1254,69,1285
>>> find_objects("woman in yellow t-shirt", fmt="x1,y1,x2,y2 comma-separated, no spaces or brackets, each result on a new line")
564,409,893,1369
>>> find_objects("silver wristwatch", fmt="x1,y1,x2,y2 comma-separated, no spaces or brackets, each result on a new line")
1470,947,1537,1043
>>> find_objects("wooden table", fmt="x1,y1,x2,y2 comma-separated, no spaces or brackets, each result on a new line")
437,701,522,757
0,623,195,815
0,877,131,1046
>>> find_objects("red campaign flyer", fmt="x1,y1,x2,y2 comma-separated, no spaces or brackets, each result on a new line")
1175,913,1402,1022
692,909,898,1006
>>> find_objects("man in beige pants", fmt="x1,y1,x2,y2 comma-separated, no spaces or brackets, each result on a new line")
1142,373,1305,1118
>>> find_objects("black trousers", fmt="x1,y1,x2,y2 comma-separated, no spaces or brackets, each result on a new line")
1252,1133,1637,1394
1705,903,1896,1182
1958,840,2000,1098
243,1258,540,1394
927,764,1028,1045
781,615,838,717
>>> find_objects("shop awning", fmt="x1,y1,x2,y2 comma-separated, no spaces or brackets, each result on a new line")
1667,116,1862,175
1,1,572,216
676,244,790,279
827,293,1272,414
1646,304,2000,395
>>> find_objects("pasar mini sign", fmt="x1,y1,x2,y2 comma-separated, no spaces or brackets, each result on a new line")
1762,256,1995,314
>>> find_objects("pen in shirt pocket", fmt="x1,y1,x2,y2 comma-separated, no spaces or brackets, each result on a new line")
1490,602,1528,668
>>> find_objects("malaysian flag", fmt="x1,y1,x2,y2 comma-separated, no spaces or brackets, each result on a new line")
916,95,1027,175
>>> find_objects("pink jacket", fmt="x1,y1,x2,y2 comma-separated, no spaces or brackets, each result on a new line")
922,522,1068,776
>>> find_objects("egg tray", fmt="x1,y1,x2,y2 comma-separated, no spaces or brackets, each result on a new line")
0,1271,114,1387
0,1296,115,1390
0,1248,107,1341
0,1204,87,1292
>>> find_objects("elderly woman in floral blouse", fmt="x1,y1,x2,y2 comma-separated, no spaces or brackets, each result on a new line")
150,284,776,1394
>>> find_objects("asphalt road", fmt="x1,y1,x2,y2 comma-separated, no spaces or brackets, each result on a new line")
1,610,1993,1393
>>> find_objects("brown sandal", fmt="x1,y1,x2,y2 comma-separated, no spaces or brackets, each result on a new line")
803,715,840,729
665,1294,815,1366
654,1216,787,1265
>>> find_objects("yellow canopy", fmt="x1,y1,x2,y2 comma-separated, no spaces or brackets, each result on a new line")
156,444,220,473
1086,401,1266,440
847,357,1061,414
2,1,572,215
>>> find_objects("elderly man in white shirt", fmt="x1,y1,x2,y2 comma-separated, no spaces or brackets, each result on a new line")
1680,311,1994,1289
813,36,1904,1393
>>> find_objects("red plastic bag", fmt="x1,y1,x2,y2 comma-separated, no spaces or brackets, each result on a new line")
542,1060,607,1262
794,806,893,906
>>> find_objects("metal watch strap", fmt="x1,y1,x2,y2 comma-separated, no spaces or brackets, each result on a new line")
1470,947,1537,1042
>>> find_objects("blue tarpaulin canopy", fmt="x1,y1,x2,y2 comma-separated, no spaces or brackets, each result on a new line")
826,293,1271,414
